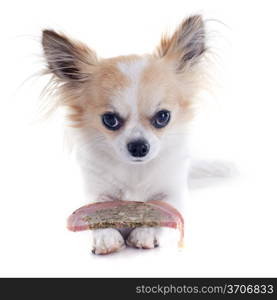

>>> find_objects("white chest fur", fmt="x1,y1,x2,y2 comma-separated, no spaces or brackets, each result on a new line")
77,146,189,205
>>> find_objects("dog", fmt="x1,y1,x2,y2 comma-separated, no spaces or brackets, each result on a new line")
41,15,213,254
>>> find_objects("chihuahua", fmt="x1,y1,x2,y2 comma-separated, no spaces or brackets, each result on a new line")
42,15,209,254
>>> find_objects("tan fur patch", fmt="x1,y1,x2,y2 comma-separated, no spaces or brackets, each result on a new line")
62,57,136,128
136,58,194,135
50,53,198,132
68,56,146,133
67,105,84,127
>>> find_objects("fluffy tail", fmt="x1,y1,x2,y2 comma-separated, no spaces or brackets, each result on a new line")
188,159,238,188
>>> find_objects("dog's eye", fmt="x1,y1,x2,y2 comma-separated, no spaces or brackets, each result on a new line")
102,112,123,130
151,110,171,129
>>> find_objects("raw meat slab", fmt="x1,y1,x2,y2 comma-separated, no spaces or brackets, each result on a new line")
67,200,184,247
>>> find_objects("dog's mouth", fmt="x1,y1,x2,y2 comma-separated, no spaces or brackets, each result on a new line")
129,157,151,164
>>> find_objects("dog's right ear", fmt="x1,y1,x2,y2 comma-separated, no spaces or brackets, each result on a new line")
42,30,97,82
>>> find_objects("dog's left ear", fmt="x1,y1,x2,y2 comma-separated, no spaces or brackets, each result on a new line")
156,15,206,71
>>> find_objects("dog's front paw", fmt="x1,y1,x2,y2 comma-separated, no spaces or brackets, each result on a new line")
126,227,159,249
91,228,125,255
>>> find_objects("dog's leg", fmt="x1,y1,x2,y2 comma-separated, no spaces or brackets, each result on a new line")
126,227,160,249
91,228,125,255
126,189,187,249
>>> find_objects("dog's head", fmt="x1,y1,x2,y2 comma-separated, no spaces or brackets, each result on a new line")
42,15,206,164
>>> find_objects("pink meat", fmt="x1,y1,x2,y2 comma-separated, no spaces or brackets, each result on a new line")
67,200,184,247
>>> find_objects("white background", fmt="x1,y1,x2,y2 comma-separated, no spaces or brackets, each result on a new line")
0,0,277,277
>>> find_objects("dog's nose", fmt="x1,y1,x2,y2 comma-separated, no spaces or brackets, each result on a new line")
127,140,150,158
